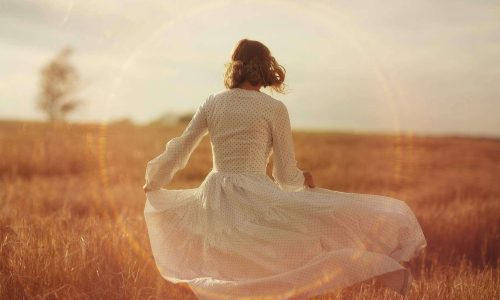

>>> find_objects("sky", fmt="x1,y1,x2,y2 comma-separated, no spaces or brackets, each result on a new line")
1,0,499,137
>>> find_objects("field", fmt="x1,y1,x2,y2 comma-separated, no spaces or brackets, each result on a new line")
0,120,498,299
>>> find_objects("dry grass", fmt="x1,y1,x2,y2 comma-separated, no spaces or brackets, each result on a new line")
0,120,498,299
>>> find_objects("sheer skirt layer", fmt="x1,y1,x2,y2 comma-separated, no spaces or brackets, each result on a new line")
144,171,427,299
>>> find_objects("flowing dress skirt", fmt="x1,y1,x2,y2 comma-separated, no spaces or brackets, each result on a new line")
144,170,427,300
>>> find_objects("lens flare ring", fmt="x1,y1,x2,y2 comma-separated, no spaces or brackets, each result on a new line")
92,0,412,298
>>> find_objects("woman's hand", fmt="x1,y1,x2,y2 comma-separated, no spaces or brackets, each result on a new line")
303,171,315,188
143,183,152,193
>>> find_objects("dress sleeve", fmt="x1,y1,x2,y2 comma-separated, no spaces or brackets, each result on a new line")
144,95,210,190
270,101,305,192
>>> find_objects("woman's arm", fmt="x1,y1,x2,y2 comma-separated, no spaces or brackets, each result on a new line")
270,101,306,192
144,95,211,191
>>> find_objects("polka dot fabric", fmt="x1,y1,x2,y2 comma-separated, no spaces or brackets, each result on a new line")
143,88,427,300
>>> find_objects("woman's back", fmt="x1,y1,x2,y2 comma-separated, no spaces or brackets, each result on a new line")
144,88,306,192
207,88,277,174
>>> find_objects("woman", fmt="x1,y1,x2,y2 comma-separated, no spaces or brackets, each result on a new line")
143,39,427,300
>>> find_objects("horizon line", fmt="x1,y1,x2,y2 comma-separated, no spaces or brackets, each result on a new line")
1,117,499,141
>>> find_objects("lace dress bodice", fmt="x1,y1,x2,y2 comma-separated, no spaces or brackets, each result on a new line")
145,88,305,192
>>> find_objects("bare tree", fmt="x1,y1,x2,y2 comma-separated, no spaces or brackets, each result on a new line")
37,47,83,122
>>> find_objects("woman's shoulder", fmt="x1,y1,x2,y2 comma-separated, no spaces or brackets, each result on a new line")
212,88,281,104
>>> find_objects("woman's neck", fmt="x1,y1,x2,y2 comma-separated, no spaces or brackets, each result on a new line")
237,81,261,91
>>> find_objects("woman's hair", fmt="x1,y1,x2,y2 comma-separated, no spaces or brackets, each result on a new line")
224,39,286,93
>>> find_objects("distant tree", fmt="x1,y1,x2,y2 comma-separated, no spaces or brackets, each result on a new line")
37,47,83,122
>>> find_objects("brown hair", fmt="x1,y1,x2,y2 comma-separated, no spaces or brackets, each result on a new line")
224,39,286,94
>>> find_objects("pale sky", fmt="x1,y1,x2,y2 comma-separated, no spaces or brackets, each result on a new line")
1,0,499,137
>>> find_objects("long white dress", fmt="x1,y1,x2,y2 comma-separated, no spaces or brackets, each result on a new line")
143,88,427,300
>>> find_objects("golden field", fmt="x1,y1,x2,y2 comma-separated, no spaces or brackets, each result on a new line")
0,120,498,299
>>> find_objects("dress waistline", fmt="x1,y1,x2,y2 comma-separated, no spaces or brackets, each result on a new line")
210,169,267,175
